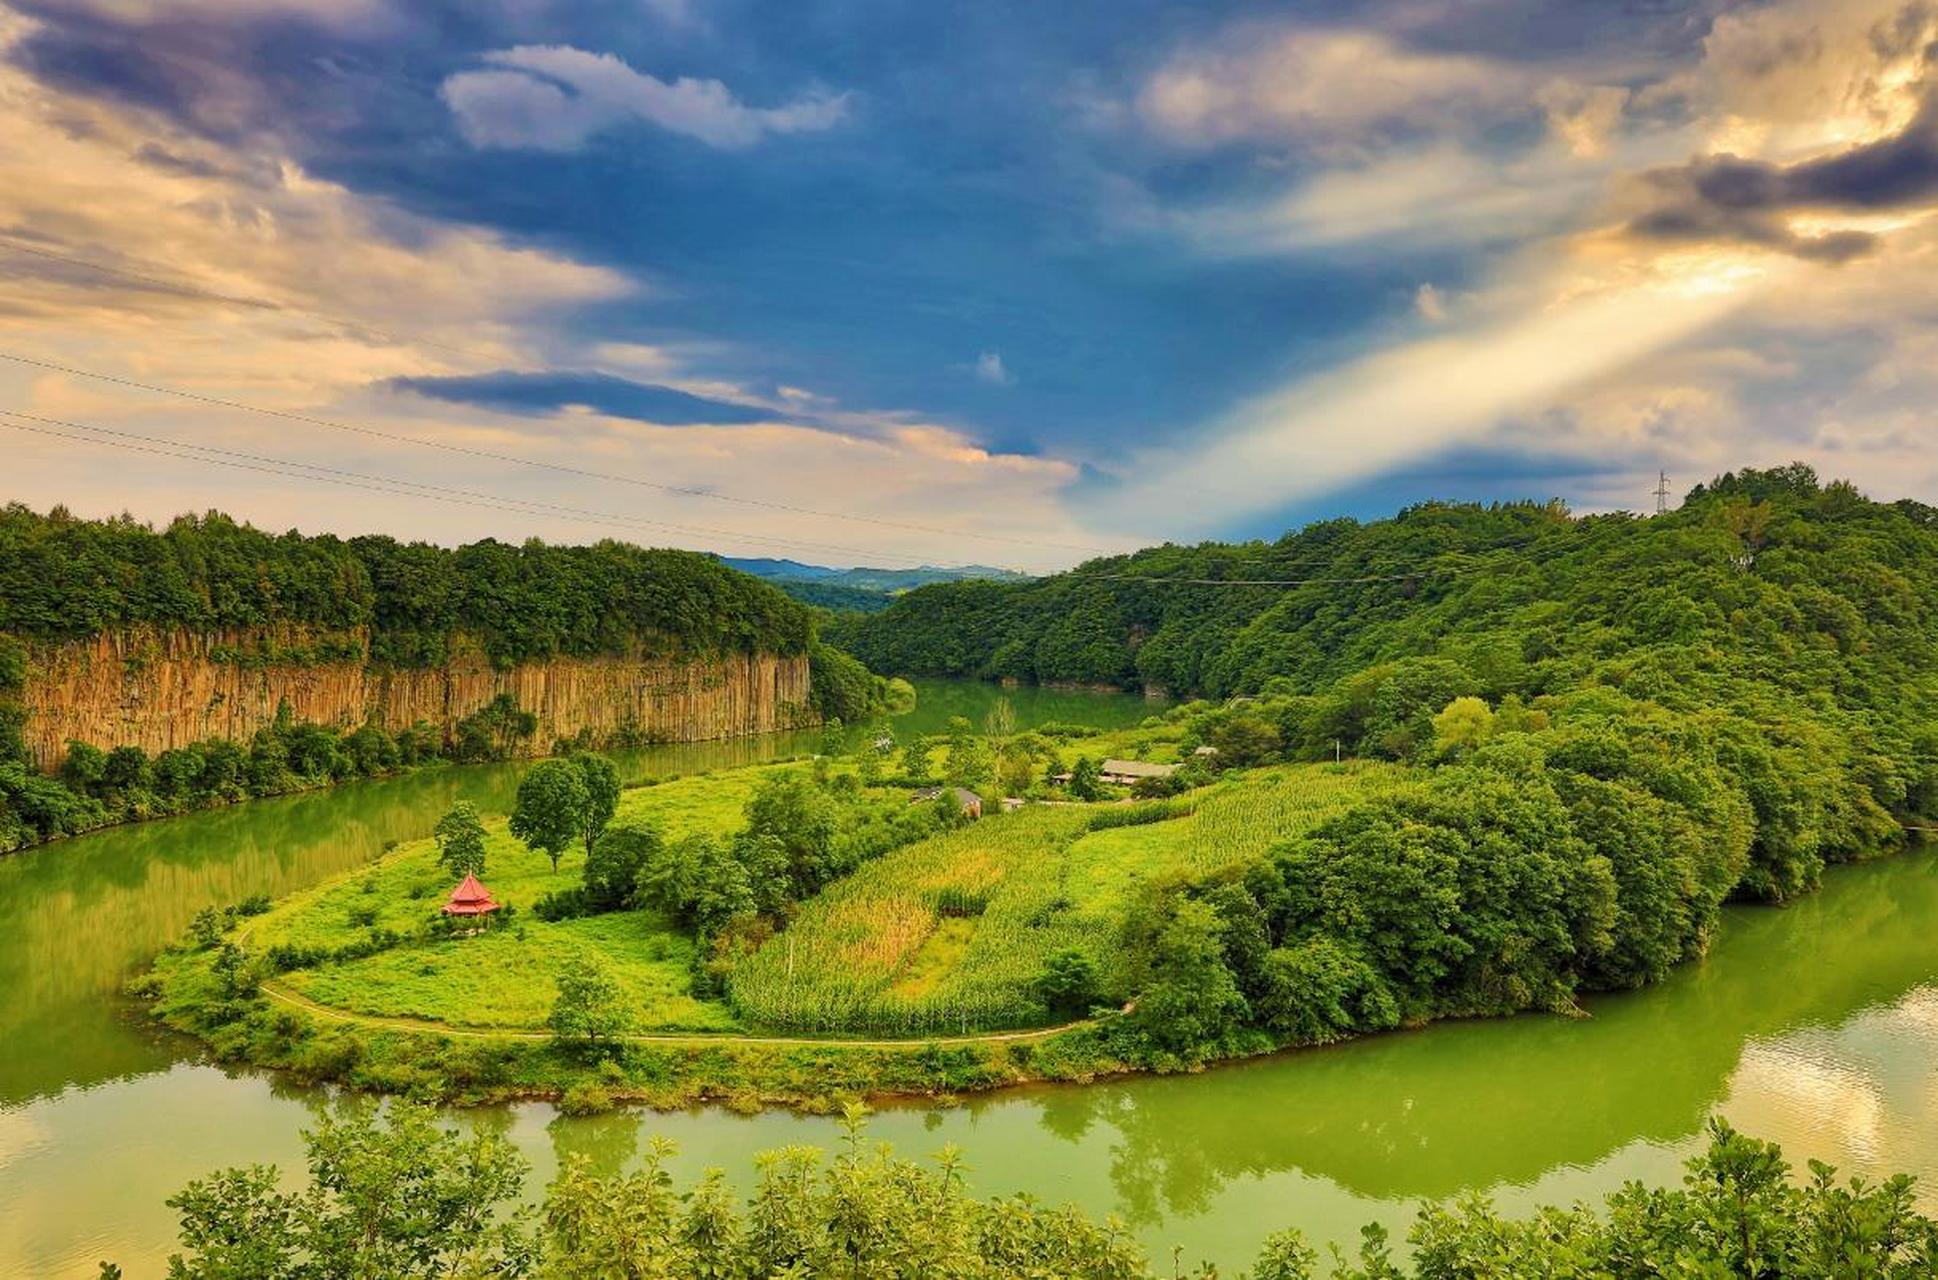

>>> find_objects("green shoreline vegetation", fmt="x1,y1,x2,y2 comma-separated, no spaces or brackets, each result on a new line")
0,503,902,854
136,1102,1938,1277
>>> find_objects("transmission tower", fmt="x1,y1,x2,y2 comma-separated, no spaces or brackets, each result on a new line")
1653,470,1671,515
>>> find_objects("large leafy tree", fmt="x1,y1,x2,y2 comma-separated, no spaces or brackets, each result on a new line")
548,957,630,1052
510,761,589,873
161,1103,528,1280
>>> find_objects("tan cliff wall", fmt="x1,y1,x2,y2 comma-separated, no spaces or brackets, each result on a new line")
15,628,814,771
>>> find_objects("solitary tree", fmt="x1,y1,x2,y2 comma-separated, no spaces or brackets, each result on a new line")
511,760,590,873
1068,756,1102,801
549,957,630,1052
433,800,489,879
574,754,621,856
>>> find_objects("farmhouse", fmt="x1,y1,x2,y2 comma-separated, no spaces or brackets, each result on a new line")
1101,759,1178,786
911,786,983,819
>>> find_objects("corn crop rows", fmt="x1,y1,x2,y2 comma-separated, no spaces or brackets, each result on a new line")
727,807,1104,1035
727,762,1417,1038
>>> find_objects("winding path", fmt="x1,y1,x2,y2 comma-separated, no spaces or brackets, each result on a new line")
260,980,1094,1048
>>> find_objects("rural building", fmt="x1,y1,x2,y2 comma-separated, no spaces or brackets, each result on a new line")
442,874,501,918
912,786,983,819
1100,759,1178,786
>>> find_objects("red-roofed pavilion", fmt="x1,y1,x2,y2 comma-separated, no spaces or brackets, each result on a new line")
442,873,500,917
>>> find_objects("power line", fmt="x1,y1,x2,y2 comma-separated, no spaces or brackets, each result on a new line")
0,234,510,364
0,347,1120,560
0,237,1121,559
2,402,1500,585
1089,568,1461,587
0,408,947,566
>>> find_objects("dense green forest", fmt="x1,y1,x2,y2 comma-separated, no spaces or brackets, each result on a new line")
775,579,899,612
0,503,812,665
823,466,1938,1063
148,1104,1937,1278
0,505,891,854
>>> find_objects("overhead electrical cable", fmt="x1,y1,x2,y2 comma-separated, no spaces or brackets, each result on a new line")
0,408,949,567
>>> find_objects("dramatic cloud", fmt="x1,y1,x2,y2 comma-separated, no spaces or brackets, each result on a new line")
1084,244,1793,536
1626,90,1938,261
7,0,1938,568
0,13,1100,572
1091,1,1938,537
442,45,849,151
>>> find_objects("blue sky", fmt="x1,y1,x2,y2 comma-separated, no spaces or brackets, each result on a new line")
1,0,1935,569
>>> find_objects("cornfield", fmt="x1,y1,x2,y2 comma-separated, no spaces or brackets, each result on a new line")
727,761,1416,1037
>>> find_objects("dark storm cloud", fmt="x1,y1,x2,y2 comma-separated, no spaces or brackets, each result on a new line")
1629,87,1938,262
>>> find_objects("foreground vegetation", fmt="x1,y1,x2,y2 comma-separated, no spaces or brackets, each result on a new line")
143,1103,1938,1278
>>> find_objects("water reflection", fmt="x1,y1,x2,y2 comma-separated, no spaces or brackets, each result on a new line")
1015,850,1938,1218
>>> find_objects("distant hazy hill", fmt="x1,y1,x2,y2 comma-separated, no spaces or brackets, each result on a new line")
720,557,1031,611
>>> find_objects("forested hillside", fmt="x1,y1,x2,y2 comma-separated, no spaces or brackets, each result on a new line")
821,466,1938,1072
836,465,1938,899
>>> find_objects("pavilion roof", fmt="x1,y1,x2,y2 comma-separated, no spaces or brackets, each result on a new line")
443,873,500,915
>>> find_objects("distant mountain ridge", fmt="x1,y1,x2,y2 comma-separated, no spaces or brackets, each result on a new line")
719,558,1031,611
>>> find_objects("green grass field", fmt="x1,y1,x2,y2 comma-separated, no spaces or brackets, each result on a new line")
238,760,868,1034
727,760,1412,1036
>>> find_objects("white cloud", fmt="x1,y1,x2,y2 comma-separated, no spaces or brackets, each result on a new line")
1139,28,1536,146
974,351,1014,386
1414,283,1447,322
1183,144,1606,252
442,45,849,151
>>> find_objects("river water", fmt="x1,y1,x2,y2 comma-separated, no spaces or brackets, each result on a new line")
2,680,1935,1276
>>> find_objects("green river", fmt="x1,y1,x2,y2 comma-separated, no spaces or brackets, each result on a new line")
3,680,1936,1276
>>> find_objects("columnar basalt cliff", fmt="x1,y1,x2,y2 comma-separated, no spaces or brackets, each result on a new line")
18,628,813,770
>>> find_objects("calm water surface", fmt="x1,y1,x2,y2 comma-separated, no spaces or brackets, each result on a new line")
3,679,1935,1276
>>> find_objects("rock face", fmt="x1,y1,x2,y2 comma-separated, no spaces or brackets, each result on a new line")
16,628,813,770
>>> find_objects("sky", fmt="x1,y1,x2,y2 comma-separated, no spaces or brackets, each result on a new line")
1,0,1936,571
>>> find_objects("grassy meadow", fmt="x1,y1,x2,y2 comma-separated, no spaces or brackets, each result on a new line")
234,761,857,1034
